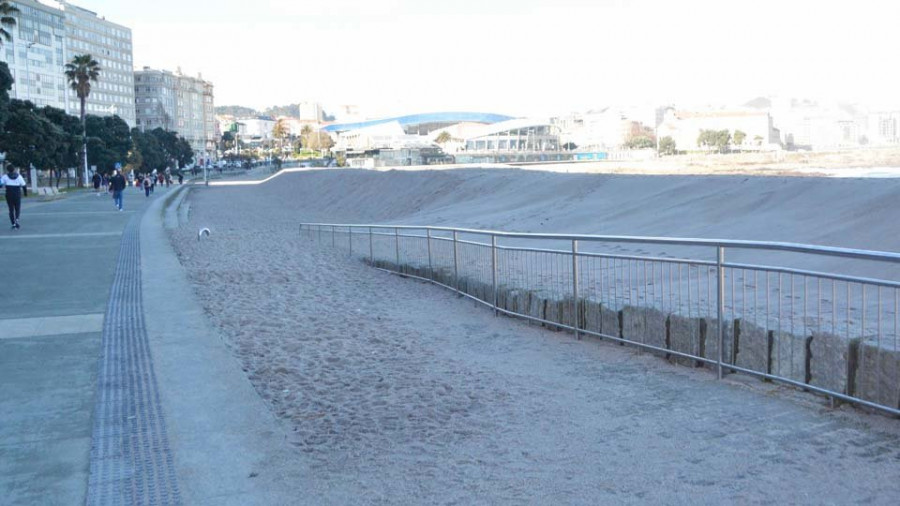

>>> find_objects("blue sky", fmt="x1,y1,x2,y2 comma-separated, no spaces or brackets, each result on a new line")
72,0,900,117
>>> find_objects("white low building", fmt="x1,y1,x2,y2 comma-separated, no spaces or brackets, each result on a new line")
657,108,781,151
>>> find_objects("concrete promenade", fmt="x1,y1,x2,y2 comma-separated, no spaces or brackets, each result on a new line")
0,183,305,505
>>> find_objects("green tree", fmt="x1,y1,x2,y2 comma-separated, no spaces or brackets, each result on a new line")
0,61,13,131
659,136,676,156
733,130,746,146
85,114,131,174
301,127,333,152
272,118,289,153
125,141,143,175
39,105,83,185
624,136,655,149
64,55,101,126
435,131,452,144
0,100,62,175
222,131,235,151
697,129,731,153
64,54,101,184
174,136,193,168
0,1,19,45
131,128,165,172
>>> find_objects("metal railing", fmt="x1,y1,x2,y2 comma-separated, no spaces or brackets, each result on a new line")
299,222,900,417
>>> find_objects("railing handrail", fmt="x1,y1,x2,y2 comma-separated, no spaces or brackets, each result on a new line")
300,221,900,416
299,222,900,263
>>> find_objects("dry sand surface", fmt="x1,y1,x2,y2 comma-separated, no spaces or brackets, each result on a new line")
517,147,900,177
170,170,900,504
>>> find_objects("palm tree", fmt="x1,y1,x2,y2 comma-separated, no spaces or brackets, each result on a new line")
272,118,288,154
64,54,101,185
0,1,19,45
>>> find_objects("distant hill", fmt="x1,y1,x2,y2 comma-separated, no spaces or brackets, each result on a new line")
263,104,302,118
216,103,332,120
215,105,258,117
744,97,771,109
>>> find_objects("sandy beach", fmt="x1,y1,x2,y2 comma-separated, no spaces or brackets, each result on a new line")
170,169,900,504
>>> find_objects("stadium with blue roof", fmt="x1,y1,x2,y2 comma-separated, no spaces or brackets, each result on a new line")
322,112,515,133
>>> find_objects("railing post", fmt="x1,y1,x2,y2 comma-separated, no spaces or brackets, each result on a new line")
395,227,400,271
717,245,725,380
573,239,580,340
427,229,433,281
332,225,335,248
349,226,353,257
453,231,460,295
492,234,498,316
369,226,374,265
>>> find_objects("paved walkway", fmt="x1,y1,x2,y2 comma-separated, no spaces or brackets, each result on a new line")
0,184,304,505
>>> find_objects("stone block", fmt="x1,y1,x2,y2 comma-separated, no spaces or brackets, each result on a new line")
770,330,807,383
808,331,851,395
544,298,566,331
559,297,578,329
503,289,520,314
734,319,770,375
621,306,667,354
526,292,546,325
668,314,701,367
854,341,900,410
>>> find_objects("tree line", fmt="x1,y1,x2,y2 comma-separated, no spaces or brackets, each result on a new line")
0,1,194,185
0,62,193,183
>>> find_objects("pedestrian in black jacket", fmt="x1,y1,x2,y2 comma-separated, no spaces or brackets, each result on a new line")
1,166,27,229
110,169,127,211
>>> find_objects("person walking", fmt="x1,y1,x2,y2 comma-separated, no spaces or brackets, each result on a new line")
92,172,102,196
1,166,27,229
110,169,126,211
143,174,151,197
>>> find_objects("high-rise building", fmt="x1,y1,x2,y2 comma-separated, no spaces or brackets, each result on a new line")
0,1,135,125
60,1,135,126
1,0,67,109
134,66,217,159
133,67,176,130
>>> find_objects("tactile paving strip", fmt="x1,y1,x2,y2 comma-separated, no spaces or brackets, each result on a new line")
85,215,182,505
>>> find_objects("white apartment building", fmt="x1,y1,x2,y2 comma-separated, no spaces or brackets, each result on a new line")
866,111,899,146
657,108,782,151
61,1,135,126
236,117,276,141
297,101,323,122
1,0,67,109
553,109,632,150
134,67,217,159
0,1,135,125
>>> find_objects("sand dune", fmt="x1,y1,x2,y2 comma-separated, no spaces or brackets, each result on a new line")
169,169,900,503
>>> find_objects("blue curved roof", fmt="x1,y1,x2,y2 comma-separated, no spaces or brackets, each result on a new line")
322,112,515,132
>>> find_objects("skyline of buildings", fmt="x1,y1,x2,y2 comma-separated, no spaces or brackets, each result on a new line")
0,1,899,162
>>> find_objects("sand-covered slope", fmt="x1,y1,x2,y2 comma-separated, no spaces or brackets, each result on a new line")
268,169,897,248
252,168,900,279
